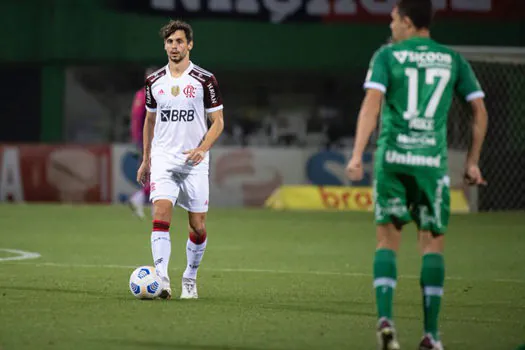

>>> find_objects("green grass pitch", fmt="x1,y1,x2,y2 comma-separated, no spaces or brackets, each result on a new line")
0,204,524,350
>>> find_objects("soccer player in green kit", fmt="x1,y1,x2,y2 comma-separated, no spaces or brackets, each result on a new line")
346,0,488,349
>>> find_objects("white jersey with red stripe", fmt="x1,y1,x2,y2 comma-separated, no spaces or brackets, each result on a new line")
145,62,223,174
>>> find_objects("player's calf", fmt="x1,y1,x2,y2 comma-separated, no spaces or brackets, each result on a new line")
419,231,445,345
183,228,207,279
151,202,173,291
180,229,203,299
374,225,401,350
374,226,400,320
182,214,207,299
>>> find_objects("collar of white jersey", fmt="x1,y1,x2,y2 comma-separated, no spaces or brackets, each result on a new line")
165,61,194,80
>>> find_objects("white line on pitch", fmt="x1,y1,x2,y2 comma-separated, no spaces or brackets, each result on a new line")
3,261,525,284
0,249,41,262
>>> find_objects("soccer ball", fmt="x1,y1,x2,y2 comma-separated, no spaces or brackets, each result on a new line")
129,266,162,299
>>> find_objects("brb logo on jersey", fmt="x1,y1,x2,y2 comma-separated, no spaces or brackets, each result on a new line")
160,109,195,122
183,84,196,98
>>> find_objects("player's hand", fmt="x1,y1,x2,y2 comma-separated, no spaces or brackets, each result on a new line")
183,147,206,166
136,160,150,186
464,163,487,186
346,156,364,182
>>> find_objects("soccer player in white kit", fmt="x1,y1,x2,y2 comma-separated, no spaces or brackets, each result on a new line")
136,20,224,300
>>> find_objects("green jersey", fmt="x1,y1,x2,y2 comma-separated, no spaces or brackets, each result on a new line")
365,37,484,174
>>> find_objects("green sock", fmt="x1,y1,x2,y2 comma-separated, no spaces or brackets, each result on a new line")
420,253,445,340
373,249,397,321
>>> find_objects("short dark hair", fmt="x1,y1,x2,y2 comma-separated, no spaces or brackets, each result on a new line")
159,20,193,42
397,0,433,29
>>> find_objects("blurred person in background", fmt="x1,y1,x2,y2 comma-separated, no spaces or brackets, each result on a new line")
129,67,158,219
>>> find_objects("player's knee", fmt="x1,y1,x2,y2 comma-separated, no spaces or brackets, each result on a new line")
189,221,206,234
419,231,444,254
188,221,207,244
376,224,401,251
188,213,205,231
188,215,206,242
153,200,172,221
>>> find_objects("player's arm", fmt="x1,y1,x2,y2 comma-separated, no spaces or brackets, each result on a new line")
199,109,224,152
185,75,224,165
142,110,156,164
347,47,389,181
465,98,488,185
184,109,224,166
456,54,488,185
467,98,487,166
352,89,383,159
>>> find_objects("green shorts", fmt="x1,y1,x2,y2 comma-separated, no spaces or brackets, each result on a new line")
374,169,450,234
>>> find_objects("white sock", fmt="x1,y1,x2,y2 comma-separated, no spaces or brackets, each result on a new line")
151,230,171,280
130,190,145,205
183,238,207,280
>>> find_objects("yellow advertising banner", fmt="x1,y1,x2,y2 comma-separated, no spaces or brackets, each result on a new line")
265,186,469,213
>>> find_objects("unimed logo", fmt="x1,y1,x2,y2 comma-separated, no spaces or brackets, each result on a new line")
318,186,373,210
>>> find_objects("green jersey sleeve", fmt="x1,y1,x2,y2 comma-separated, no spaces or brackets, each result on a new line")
455,53,485,102
364,46,390,93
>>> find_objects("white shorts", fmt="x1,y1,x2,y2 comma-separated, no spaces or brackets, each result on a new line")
149,160,209,213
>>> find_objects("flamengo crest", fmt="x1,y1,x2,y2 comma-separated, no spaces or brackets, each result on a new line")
184,84,196,98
